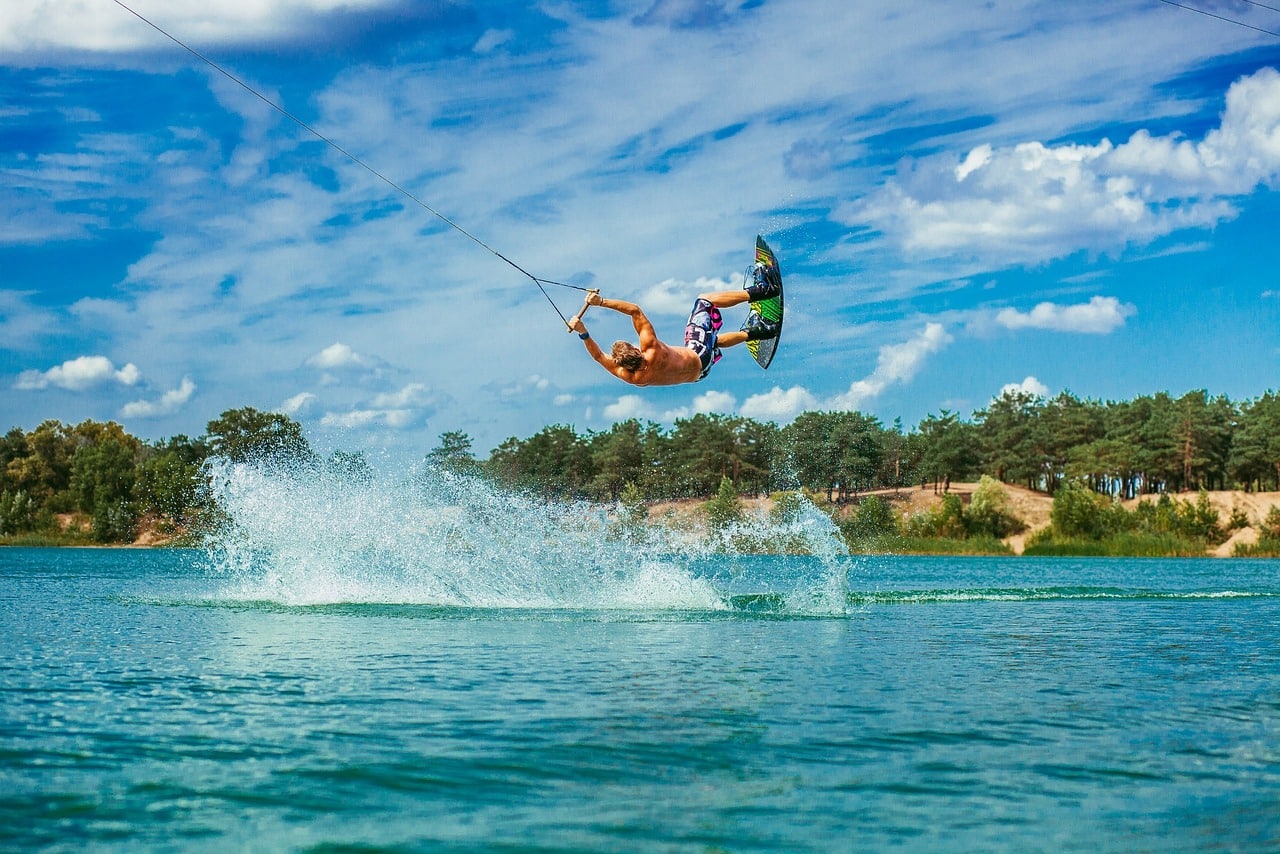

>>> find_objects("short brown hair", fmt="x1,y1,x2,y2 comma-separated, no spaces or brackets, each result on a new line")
611,341,643,371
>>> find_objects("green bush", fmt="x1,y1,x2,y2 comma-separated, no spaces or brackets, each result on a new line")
902,508,939,539
0,490,37,535
840,495,899,542
889,479,1024,547
1051,481,1106,539
1262,506,1280,540
966,476,1026,539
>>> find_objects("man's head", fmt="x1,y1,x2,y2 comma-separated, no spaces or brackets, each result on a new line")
611,341,644,371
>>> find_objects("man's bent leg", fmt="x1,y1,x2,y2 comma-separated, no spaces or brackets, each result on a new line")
698,290,751,308
720,318,779,349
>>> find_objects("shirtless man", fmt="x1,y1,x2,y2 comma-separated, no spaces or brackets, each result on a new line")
567,266,780,387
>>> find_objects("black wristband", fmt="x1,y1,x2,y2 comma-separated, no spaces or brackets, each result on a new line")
579,332,590,340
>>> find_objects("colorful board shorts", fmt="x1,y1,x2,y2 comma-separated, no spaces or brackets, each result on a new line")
684,298,723,381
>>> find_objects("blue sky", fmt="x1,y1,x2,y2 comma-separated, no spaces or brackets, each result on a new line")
3,0,1280,457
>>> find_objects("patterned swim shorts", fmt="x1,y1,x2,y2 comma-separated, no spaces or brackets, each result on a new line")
684,298,723,380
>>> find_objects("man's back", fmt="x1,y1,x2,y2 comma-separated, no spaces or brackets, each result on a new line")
616,339,702,386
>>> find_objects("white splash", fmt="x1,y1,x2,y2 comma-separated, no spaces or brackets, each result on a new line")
201,458,849,613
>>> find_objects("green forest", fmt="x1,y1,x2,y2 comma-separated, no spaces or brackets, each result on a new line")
2,388,1280,554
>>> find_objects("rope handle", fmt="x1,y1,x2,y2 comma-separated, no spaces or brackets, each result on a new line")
566,289,601,332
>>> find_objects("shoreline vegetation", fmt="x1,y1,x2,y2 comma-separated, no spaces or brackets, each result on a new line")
3,388,1280,558
668,479,1280,558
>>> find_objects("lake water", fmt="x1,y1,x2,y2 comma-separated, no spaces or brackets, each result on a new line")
3,466,1279,851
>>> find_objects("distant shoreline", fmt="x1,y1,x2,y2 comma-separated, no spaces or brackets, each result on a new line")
5,485,1278,558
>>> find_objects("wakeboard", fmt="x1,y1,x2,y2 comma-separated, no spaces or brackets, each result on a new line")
743,235,784,369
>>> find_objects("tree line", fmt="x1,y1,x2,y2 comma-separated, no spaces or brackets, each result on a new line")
0,408,310,544
2,387,1278,544
477,388,1280,502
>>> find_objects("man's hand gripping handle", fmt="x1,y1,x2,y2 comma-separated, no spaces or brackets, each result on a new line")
567,289,601,334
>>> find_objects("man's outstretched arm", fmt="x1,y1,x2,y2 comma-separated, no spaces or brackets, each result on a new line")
568,315,632,382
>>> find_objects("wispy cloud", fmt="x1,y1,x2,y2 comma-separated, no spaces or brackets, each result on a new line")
473,29,514,54
120,377,196,418
319,382,436,430
0,291,60,351
280,392,318,416
499,375,552,398
829,323,953,411
369,383,430,409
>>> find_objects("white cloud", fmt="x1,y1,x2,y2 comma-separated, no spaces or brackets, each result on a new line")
603,394,655,421
553,393,576,406
954,143,992,182
306,342,386,387
829,323,952,411
693,389,736,413
307,342,369,370
280,392,317,416
1109,67,1280,197
120,377,196,418
15,355,140,391
740,386,818,422
847,67,1280,267
999,376,1049,399
995,296,1134,334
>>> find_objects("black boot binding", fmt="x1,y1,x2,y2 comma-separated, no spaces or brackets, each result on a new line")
744,313,781,340
745,263,782,302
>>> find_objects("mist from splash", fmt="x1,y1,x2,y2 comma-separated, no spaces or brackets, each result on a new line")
200,458,851,613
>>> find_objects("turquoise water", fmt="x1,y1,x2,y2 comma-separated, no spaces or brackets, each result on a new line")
3,467,1279,850
5,550,1280,851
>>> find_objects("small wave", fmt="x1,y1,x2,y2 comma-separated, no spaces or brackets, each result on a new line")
845,587,1280,605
